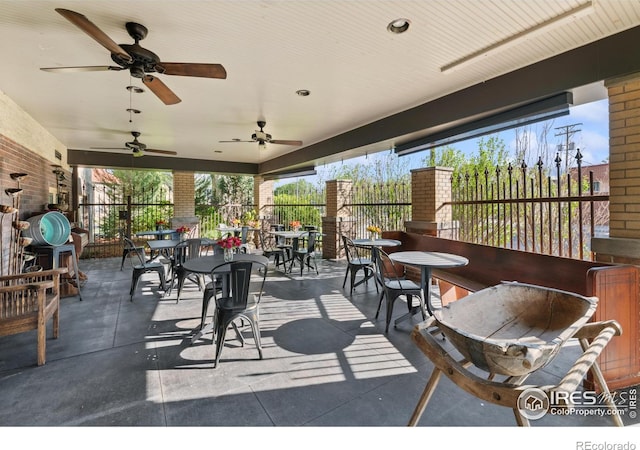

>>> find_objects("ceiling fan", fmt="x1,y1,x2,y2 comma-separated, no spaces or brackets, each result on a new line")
220,121,303,149
91,131,177,158
40,8,227,105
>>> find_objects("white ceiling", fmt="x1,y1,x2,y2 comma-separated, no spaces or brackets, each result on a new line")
1,0,640,174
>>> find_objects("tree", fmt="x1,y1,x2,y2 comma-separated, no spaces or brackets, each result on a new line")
194,173,254,235
273,179,324,227
100,169,173,236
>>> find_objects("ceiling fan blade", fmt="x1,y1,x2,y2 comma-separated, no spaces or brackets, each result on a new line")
41,65,124,73
142,75,181,105
55,8,132,63
270,140,303,146
146,148,178,155
218,140,254,143
158,63,227,79
90,147,127,150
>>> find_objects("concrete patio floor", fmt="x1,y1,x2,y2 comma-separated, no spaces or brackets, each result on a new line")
0,255,637,444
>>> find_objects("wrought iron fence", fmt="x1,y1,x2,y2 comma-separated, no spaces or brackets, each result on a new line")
449,154,609,260
78,184,173,258
264,183,326,230
196,203,256,238
346,181,412,238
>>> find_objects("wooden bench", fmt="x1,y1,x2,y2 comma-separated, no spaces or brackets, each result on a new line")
383,231,640,391
0,268,66,365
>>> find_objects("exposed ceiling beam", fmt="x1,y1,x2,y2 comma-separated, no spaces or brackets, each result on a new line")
68,150,258,174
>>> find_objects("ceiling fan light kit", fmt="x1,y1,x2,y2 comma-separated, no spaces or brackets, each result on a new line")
42,8,227,105
42,8,302,158
91,131,177,157
219,121,303,150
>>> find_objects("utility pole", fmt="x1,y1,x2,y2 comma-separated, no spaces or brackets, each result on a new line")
555,123,582,173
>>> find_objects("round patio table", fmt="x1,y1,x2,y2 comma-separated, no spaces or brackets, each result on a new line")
352,238,402,288
182,253,269,343
389,251,468,318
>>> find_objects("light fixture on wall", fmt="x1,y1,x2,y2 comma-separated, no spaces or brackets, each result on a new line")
440,1,594,73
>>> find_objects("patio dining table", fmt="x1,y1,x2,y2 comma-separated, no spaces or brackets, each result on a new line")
352,238,402,288
182,252,269,343
389,251,469,321
269,230,325,272
146,237,217,260
136,229,178,240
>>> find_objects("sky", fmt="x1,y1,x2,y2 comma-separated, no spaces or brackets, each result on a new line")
282,98,610,187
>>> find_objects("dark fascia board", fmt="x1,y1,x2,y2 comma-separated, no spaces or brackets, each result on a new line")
395,92,572,155
259,24,640,174
262,166,317,180
68,150,258,174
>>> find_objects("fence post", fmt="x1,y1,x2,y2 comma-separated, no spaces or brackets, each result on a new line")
253,175,274,230
406,166,456,238
172,170,200,237
322,179,353,259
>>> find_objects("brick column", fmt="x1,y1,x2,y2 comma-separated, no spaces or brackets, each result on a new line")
592,72,640,265
405,166,456,238
171,170,199,236
322,179,354,259
253,175,274,231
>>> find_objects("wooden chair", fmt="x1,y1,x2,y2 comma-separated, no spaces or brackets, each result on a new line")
0,268,66,366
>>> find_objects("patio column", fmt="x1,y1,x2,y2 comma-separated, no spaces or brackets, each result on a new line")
322,179,353,259
253,175,274,231
405,166,457,238
592,72,640,265
172,170,199,236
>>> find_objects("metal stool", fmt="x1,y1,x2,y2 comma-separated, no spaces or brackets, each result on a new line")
33,243,83,301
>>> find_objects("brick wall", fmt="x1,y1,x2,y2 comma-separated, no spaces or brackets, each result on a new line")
592,72,640,265
254,176,274,228
171,171,199,236
0,134,71,274
322,179,354,259
172,171,195,218
407,166,456,237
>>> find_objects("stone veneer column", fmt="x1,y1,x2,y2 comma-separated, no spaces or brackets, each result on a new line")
322,179,354,259
253,175,274,231
405,166,456,238
592,72,640,264
171,170,199,236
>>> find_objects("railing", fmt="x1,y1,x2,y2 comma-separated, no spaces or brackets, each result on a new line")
449,154,609,260
345,182,412,238
79,184,174,258
196,203,256,238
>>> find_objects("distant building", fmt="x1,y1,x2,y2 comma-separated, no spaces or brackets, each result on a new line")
569,163,609,194
569,162,610,237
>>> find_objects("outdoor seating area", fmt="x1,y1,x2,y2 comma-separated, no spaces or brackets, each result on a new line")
0,253,635,427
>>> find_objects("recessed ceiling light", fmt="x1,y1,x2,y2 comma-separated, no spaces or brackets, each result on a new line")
296,89,310,97
387,18,410,34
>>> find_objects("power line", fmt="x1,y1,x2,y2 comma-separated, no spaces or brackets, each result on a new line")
555,123,582,171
